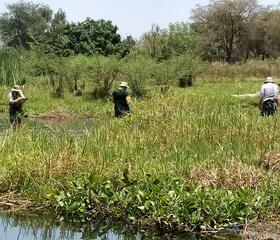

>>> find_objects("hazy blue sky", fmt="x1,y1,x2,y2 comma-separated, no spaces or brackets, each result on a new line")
0,0,279,38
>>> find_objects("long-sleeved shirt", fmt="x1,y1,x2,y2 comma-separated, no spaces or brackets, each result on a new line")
260,83,279,102
8,90,25,104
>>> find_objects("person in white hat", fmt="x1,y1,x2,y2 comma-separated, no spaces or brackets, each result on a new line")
259,77,279,116
112,81,130,117
8,85,28,128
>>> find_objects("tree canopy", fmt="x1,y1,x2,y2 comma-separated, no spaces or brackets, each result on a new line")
191,0,280,62
0,1,53,49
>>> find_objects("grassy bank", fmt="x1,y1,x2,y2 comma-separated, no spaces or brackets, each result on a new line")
0,79,279,231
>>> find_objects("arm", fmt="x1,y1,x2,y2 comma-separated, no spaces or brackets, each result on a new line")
275,84,279,106
8,92,17,104
18,90,25,98
9,91,25,105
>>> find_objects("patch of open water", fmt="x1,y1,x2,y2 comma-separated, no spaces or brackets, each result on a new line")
0,211,241,240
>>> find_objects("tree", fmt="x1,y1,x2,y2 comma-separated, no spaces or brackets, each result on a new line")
62,18,122,56
140,24,163,59
192,0,259,62
139,23,202,61
46,9,69,56
262,8,280,58
118,36,136,58
0,1,53,49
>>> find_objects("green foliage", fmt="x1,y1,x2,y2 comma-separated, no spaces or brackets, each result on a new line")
0,1,53,49
0,47,22,85
60,19,122,57
0,79,280,232
90,56,123,99
121,55,155,98
50,173,280,230
118,36,136,58
139,22,202,61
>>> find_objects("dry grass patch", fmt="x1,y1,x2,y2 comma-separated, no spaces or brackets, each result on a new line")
188,160,265,188
30,108,92,120
187,164,219,187
0,192,33,211
261,153,280,172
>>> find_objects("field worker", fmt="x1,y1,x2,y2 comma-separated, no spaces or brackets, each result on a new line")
112,81,130,118
8,85,28,128
259,77,279,116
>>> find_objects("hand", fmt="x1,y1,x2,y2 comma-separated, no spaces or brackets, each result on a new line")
15,97,23,103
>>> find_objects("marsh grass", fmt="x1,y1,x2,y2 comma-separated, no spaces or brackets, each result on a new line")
0,79,279,229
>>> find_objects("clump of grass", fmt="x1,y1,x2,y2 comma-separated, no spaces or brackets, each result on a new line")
261,153,280,172
187,160,265,188
0,79,280,232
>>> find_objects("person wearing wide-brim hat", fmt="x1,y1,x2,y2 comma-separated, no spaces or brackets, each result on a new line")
8,85,28,128
112,81,130,118
259,77,279,116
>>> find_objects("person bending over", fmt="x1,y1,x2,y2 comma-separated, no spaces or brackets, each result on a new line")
112,82,130,118
259,77,279,116
8,85,27,128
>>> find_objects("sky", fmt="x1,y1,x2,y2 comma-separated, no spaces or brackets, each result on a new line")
0,0,279,39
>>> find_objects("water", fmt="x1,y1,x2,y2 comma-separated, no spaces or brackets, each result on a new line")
0,112,92,137
0,211,241,240
0,115,241,240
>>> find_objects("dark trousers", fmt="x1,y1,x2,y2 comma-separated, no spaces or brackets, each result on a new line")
9,106,23,127
261,100,277,116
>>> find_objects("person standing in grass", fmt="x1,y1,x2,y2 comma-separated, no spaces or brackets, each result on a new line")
259,77,279,116
112,81,130,118
8,85,27,128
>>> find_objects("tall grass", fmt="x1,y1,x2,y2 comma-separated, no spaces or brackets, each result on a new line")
0,80,279,230
200,60,280,83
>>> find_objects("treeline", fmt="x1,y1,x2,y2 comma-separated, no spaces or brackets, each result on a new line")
0,2,134,57
0,1,201,97
0,0,280,97
191,0,280,62
2,0,279,63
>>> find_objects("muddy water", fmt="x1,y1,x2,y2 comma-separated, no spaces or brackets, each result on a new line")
0,211,242,240
0,112,92,137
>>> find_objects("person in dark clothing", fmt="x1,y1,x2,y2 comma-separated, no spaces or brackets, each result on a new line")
112,81,130,118
8,85,27,128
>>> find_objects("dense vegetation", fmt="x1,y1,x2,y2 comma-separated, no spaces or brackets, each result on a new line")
0,0,279,234
0,80,280,231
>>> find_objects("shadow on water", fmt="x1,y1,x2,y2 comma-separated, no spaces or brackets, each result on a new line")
0,211,242,240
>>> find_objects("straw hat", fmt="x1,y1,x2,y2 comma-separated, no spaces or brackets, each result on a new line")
264,77,274,83
11,85,22,91
119,81,129,88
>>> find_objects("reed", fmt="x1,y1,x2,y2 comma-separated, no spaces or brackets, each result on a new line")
0,79,279,230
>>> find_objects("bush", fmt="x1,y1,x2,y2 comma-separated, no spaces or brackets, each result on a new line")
121,55,155,98
90,56,123,99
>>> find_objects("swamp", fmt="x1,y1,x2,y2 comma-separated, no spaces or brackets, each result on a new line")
0,0,280,239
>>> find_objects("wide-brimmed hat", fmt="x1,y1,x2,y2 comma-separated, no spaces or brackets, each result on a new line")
264,77,274,83
119,81,129,88
11,85,22,91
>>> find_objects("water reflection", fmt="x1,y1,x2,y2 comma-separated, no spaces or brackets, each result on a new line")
0,211,241,240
